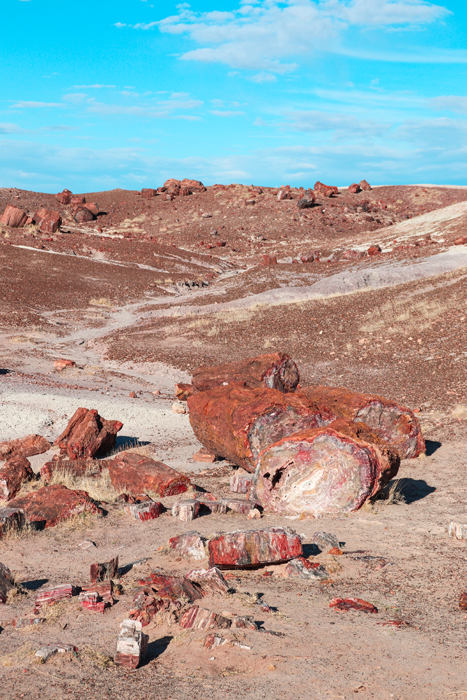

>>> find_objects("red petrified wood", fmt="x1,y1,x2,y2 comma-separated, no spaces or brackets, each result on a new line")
115,619,148,669
40,458,109,483
208,527,302,568
251,419,399,517
0,563,17,603
179,606,231,630
188,384,335,472
299,385,425,459
0,454,35,501
8,484,103,528
0,434,51,460
90,556,119,583
108,451,190,496
0,205,28,228
330,597,378,613
191,352,300,394
55,407,123,459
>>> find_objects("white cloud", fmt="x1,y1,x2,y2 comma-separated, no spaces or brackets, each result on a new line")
248,72,277,83
209,110,245,117
0,123,27,134
11,101,64,109
71,84,116,89
431,95,467,113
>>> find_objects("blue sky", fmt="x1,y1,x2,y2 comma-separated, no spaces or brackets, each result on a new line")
1,0,467,191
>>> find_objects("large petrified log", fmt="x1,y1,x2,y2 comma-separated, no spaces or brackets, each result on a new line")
8,484,103,528
188,385,335,472
207,527,302,568
251,419,400,517
115,620,148,669
192,352,300,393
300,385,424,459
0,434,51,460
55,407,123,460
108,452,190,496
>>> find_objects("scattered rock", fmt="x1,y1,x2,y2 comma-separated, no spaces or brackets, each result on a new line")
230,472,253,494
312,531,339,550
192,448,218,463
172,499,200,521
0,434,51,460
0,563,17,603
0,204,28,228
35,584,78,610
220,498,260,515
71,195,86,205
172,400,187,414
284,557,328,580
124,500,164,521
56,189,72,205
179,606,231,630
109,452,190,497
329,597,378,613
54,359,76,371
368,244,382,256
314,182,338,197
74,207,94,223
248,508,262,519
359,180,372,191
129,391,137,399
141,189,157,198
35,643,77,663
167,531,207,560
9,484,103,529
34,208,62,233
262,254,277,265
348,183,361,194
454,235,467,245
186,567,229,596
0,454,35,501
208,527,302,568
449,521,467,540
0,507,25,537
55,407,123,460
115,620,149,669
297,189,315,209
90,556,119,583
41,457,109,483
175,382,194,401
459,592,467,609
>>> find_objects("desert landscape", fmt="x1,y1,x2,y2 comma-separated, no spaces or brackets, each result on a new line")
1,178,467,700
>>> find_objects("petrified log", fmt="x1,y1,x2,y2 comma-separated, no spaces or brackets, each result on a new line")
55,407,123,460
208,527,302,568
251,419,399,517
179,606,231,630
0,434,51,460
90,556,119,583
0,204,28,228
172,499,200,521
35,584,77,609
40,457,109,483
124,501,163,521
329,597,377,613
108,452,190,496
167,531,207,560
0,454,35,500
192,352,300,394
283,557,328,580
300,385,425,458
188,384,335,472
115,620,148,669
186,568,229,596
0,507,25,537
9,484,103,528
230,472,253,494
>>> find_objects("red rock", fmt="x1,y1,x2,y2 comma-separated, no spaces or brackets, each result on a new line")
192,352,300,394
0,204,28,228
179,606,231,630
83,202,99,216
330,597,378,613
297,189,315,209
81,580,114,604
186,567,229,596
459,592,467,609
129,391,137,398
188,384,334,472
79,591,106,613
359,180,372,191
300,385,425,459
230,473,253,494
55,407,123,459
0,507,25,537
301,255,315,263
90,556,119,583
181,179,206,193
328,547,343,555
108,451,190,496
175,382,194,401
0,563,17,603
220,498,260,515
40,457,108,483
71,195,86,205
252,419,399,516
0,434,51,460
262,254,277,265
73,207,94,223
277,189,292,201
231,615,257,630
35,584,77,609
167,531,207,560
141,189,157,198
314,182,338,197
56,189,72,205
348,183,361,194
172,499,200,521
34,208,62,233
454,236,467,245
9,484,103,528
368,244,382,256
54,359,76,371
284,557,328,580
163,179,181,189
115,619,149,669
342,249,365,260
192,448,218,463
124,500,164,521
0,454,35,501
208,527,302,568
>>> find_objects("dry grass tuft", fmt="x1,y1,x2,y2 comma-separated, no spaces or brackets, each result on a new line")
451,404,467,420
89,297,113,307
0,643,35,667
79,646,114,669
46,468,120,504
373,479,406,505
42,600,69,625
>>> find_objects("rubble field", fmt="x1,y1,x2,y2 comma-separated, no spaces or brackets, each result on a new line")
1,180,467,699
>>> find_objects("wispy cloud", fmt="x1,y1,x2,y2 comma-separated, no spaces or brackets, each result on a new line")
209,109,245,117
11,101,64,109
71,84,116,89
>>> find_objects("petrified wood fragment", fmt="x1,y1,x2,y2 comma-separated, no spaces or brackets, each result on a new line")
115,620,148,669
0,562,17,603
167,531,207,560
0,507,25,537
192,352,300,394
179,606,231,630
208,527,302,568
252,420,399,517
0,454,35,500
172,499,200,521
90,556,119,583
300,385,424,458
0,434,51,460
0,204,28,228
188,385,335,472
186,567,229,596
108,452,190,496
55,407,123,460
40,457,109,483
329,597,378,613
124,500,163,521
9,484,103,528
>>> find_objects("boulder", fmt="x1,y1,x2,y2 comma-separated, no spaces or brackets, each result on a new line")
314,182,338,197
141,189,157,198
348,183,361,194
172,499,200,521
299,385,425,459
208,527,302,568
54,359,76,371
0,454,35,501
167,531,207,560
188,384,335,472
55,407,123,460
175,382,194,401
35,584,77,609
71,195,86,205
0,204,28,228
181,179,206,193
108,451,190,496
186,567,229,596
124,501,164,521
368,244,382,256
56,189,72,205
0,434,51,460
115,620,148,669
33,208,62,233
73,207,94,223
8,484,103,528
90,556,119,583
251,419,400,516
359,180,372,191
230,472,253,494
297,189,315,209
192,352,300,394
283,557,328,580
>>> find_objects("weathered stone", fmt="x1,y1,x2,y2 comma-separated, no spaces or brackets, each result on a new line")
368,244,382,256
83,202,99,216
0,563,16,603
141,188,157,198
220,498,260,515
204,633,228,649
55,407,123,460
230,473,253,494
71,195,86,205
115,619,149,669
79,591,106,613
90,556,119,583
192,448,218,463
348,183,361,194
299,385,425,459
449,521,467,540
179,606,231,630
188,384,334,472
172,499,200,521
74,207,94,223
186,567,229,596
252,419,400,516
9,484,103,528
34,208,62,233
0,434,51,460
109,452,190,496
36,643,77,662
56,189,72,205
312,531,339,550
168,531,207,560
54,359,76,371
35,584,77,609
208,527,302,569
359,180,372,191
231,615,257,630
0,507,25,537
172,400,187,414
192,354,299,395
459,592,467,609
175,382,194,401
454,235,467,245
284,557,328,580
81,580,114,604
297,189,315,209
248,508,262,519
262,254,277,265
0,454,35,500
124,501,164,521
181,178,206,193
0,204,28,228
198,498,228,515
329,597,378,613
314,182,338,197
40,457,109,483
9,617,45,629
277,189,292,201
